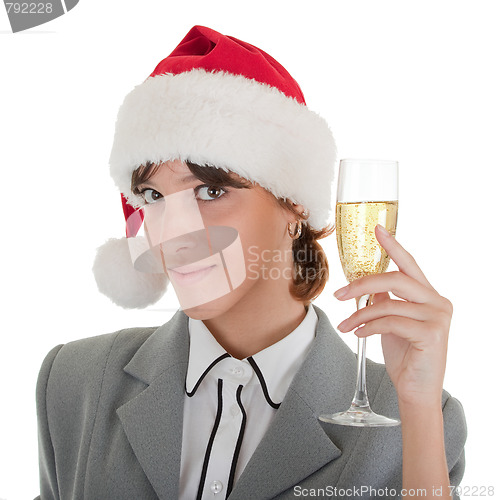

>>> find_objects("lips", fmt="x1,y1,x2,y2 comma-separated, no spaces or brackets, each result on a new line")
167,264,216,286
169,263,214,274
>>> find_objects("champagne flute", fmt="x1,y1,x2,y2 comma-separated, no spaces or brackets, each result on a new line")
319,159,401,427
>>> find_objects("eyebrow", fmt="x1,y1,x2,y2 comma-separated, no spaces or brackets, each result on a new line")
137,173,198,191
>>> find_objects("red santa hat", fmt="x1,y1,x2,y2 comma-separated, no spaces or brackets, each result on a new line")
93,25,337,309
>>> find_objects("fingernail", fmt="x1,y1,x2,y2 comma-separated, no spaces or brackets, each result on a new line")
355,327,364,337
376,224,390,237
337,320,348,332
334,286,348,299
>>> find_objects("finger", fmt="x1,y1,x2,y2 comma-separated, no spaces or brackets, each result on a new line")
337,299,434,332
335,271,439,304
353,316,445,347
375,225,435,290
371,292,390,305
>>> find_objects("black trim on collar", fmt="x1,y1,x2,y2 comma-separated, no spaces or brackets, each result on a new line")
186,352,231,397
247,357,281,409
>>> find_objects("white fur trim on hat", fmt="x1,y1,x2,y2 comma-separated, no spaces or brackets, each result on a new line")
108,69,337,231
93,237,168,309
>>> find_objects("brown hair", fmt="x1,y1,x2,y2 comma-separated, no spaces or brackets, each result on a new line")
131,161,334,306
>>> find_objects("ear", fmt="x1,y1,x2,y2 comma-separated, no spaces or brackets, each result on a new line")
291,202,308,220
280,200,308,224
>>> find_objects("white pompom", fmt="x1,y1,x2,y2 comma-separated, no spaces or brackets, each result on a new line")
92,237,168,309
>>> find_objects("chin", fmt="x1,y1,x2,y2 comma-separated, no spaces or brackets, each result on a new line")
179,275,254,321
180,296,233,320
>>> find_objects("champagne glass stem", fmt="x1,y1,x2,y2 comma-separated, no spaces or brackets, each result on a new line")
319,287,399,426
350,294,372,411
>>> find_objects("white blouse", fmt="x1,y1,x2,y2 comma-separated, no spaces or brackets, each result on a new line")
179,304,318,499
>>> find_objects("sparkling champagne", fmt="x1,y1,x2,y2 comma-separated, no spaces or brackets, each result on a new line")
336,201,398,282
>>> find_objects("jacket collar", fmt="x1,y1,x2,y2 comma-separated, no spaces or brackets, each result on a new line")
117,304,359,500
116,309,189,500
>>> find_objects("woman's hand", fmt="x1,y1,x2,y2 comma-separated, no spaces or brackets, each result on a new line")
334,224,453,408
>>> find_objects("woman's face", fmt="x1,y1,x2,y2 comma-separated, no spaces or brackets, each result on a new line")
135,159,302,320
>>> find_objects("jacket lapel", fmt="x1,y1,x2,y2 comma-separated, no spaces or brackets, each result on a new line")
228,305,359,500
116,309,190,500
116,305,363,500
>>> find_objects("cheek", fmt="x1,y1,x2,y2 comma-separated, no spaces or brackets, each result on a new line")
201,192,287,259
239,216,289,274
238,212,273,248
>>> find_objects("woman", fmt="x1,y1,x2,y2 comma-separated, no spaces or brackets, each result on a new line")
35,26,466,500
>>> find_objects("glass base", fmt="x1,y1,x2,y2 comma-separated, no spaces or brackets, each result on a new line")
319,407,400,427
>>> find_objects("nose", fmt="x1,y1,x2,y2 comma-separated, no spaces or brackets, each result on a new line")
143,187,211,268
161,229,212,270
144,188,204,245
166,232,197,254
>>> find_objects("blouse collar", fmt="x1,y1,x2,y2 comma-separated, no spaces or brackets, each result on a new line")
186,304,318,405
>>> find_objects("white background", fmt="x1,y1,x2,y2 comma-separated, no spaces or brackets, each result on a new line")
1,1,495,498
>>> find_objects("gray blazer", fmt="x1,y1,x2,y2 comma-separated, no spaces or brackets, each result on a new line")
35,305,467,500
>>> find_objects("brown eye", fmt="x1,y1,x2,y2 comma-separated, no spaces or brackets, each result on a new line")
196,185,226,202
141,189,163,204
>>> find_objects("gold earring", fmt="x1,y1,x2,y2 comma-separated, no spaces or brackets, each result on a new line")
288,220,302,240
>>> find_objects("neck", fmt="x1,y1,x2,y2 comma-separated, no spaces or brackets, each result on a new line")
202,278,308,359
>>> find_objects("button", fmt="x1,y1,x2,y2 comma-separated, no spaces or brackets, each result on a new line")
230,404,240,417
210,480,223,494
230,366,244,377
